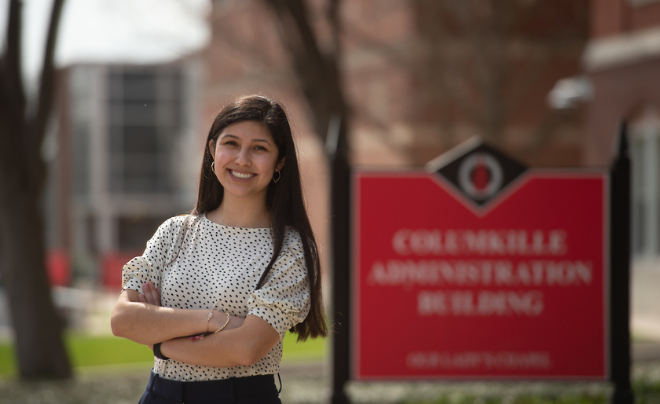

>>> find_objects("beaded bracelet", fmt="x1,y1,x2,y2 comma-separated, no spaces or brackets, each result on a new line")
212,313,232,335
202,312,231,339
191,312,231,341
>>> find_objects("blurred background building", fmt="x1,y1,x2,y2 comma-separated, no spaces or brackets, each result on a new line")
46,60,202,289
583,0,660,337
584,0,660,258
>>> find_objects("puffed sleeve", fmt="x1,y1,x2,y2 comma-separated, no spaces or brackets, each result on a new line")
247,232,311,338
121,216,185,292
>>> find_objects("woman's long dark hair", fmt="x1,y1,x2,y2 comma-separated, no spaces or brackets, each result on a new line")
193,95,328,341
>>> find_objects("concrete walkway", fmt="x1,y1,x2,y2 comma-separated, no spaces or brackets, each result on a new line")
632,258,660,342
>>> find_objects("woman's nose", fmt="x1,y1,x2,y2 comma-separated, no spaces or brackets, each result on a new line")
234,148,251,165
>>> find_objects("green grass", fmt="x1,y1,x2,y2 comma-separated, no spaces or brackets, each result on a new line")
0,331,327,377
281,332,327,362
0,334,153,376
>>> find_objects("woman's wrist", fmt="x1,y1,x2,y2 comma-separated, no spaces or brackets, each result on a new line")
208,309,226,331
191,312,231,341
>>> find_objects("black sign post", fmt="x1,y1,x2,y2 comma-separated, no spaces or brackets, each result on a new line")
609,121,634,404
327,116,351,404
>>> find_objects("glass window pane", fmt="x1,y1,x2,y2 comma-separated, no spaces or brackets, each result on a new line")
122,72,156,102
124,126,159,154
105,66,183,196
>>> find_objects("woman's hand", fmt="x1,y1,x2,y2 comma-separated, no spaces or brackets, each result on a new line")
138,281,161,306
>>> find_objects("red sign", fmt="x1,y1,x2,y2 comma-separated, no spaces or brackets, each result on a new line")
352,170,608,380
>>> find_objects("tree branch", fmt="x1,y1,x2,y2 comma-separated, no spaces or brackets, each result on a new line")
27,0,66,183
264,0,347,140
1,0,26,118
327,0,341,54
0,0,27,190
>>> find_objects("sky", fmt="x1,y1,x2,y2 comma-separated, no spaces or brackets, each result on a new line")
0,0,211,85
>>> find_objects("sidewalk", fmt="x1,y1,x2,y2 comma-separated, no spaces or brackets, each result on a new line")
631,258,660,343
634,341,660,362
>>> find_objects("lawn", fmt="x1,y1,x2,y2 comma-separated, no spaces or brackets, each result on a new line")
0,331,327,377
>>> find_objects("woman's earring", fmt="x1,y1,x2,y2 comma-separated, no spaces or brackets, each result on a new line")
211,161,215,171
273,170,281,184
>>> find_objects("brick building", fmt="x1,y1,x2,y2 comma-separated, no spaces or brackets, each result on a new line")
584,0,660,258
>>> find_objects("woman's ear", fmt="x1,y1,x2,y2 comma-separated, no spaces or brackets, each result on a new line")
208,139,216,154
276,157,285,171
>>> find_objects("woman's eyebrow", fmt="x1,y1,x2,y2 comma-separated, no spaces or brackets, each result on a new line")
219,133,272,145
253,138,272,145
219,133,239,140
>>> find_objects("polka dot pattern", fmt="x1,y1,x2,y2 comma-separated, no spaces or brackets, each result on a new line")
122,214,311,381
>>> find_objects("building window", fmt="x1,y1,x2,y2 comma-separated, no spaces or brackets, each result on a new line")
631,108,660,257
107,67,183,195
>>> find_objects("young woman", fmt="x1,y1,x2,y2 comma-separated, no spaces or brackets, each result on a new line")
111,95,328,404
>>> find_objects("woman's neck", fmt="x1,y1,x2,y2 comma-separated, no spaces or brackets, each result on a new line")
207,197,270,228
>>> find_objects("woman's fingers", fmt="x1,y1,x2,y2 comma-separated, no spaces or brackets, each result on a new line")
147,282,160,306
141,282,161,306
140,283,151,302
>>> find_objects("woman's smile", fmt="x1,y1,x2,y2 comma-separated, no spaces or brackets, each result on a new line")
229,170,256,180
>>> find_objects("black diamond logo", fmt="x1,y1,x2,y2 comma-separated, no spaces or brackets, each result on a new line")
426,137,528,209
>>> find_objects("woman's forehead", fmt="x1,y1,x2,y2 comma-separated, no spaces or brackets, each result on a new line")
216,121,275,144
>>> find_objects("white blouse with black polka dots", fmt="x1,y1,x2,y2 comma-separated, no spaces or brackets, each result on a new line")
121,213,311,381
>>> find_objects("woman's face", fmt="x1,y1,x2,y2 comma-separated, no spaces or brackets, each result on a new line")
210,120,283,204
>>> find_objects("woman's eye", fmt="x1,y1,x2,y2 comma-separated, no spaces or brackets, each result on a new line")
223,140,238,147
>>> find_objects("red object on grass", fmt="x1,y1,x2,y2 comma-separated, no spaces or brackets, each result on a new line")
101,252,140,290
47,250,70,286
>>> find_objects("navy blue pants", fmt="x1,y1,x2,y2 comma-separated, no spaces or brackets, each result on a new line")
138,371,282,404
